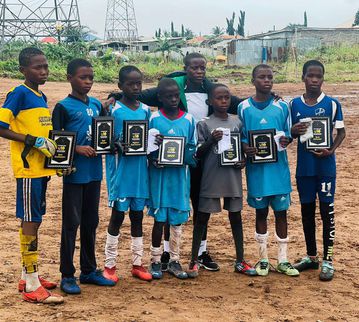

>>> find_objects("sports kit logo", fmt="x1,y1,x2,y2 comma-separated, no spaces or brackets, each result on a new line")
315,108,325,116
168,129,175,134
260,118,268,124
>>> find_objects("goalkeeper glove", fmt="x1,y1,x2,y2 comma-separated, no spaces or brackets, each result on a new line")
25,134,57,158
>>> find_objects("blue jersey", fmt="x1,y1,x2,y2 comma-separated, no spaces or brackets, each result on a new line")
238,98,292,198
290,93,344,177
148,110,196,211
52,95,103,184
106,101,151,202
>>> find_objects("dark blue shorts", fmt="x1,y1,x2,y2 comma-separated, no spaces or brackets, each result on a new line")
16,177,49,223
296,176,336,203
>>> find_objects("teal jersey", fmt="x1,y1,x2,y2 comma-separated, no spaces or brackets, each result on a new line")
238,98,292,198
148,110,196,211
105,101,151,203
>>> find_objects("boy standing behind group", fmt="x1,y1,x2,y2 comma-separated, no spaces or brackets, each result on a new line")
52,58,115,294
0,47,63,304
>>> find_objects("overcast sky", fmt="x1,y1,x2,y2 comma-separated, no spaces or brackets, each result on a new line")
78,0,358,38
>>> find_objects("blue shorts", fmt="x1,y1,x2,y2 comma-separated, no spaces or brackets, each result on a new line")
296,176,336,203
112,198,147,212
16,177,48,223
148,207,189,225
247,193,291,211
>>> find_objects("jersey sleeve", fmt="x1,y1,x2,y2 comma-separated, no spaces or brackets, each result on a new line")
0,87,24,128
282,101,292,138
332,99,344,129
237,103,249,144
196,120,209,146
185,116,197,166
52,103,68,130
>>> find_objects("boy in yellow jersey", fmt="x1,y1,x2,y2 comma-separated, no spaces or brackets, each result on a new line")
0,47,64,304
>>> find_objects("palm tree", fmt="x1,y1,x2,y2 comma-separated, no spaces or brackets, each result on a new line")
154,37,184,62
212,26,224,36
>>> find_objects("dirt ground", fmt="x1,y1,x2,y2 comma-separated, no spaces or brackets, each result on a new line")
0,77,358,322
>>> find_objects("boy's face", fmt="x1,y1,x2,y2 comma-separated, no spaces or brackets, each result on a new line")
209,86,231,113
158,85,180,111
118,71,142,100
185,58,207,84
68,66,94,95
252,68,273,94
303,66,324,92
20,54,49,85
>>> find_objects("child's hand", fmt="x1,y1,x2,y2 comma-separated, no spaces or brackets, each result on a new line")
76,146,97,157
244,145,257,157
279,136,290,148
56,167,77,177
311,148,333,158
291,122,309,136
102,97,115,113
211,129,223,142
234,159,246,169
155,134,164,146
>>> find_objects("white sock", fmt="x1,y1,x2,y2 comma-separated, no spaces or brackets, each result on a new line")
131,236,143,266
25,272,41,292
105,232,120,269
276,234,289,264
169,225,182,262
163,240,170,253
150,245,162,263
255,232,269,260
198,240,207,256
21,268,26,280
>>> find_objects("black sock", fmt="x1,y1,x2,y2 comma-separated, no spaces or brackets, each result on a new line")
229,211,244,262
129,210,143,237
191,212,210,262
107,209,125,236
152,221,165,248
301,202,317,256
320,202,335,261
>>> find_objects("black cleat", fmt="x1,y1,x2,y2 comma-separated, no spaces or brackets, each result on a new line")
198,251,220,271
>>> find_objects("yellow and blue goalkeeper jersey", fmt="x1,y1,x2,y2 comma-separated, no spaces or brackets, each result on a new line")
0,84,55,178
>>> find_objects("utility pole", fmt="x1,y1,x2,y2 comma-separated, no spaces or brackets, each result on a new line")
0,0,81,45
104,0,139,50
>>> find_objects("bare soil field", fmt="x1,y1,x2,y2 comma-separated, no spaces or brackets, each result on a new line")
0,78,358,321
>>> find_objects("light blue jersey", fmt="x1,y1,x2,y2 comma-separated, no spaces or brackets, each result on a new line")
106,101,151,204
238,98,292,198
148,110,196,215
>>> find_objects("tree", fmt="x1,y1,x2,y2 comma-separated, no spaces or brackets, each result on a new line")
304,11,308,27
237,10,245,36
184,28,194,39
226,12,236,35
181,24,185,38
212,26,224,36
154,37,184,62
353,9,359,26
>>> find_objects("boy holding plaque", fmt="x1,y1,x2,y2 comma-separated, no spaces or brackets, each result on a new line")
290,60,345,281
147,78,197,280
52,59,115,294
187,84,256,278
0,47,63,304
238,64,299,277
104,66,153,283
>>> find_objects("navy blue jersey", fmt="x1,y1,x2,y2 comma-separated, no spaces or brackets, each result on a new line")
52,95,103,184
290,93,344,177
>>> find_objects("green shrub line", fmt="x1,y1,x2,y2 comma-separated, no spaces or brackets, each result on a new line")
0,41,358,84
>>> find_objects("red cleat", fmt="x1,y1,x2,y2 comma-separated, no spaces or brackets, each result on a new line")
131,265,152,281
18,276,57,293
103,266,119,284
22,286,64,304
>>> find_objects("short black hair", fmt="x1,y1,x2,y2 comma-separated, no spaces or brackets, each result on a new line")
157,78,179,95
118,65,142,83
19,47,45,67
183,52,207,67
252,64,272,78
208,83,229,98
67,58,92,76
302,60,325,76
